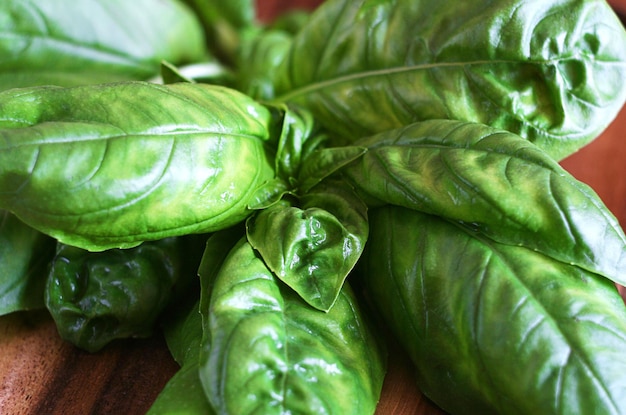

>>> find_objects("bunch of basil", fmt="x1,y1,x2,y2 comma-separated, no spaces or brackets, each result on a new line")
2,0,626,414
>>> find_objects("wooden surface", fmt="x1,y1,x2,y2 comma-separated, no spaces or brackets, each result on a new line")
1,1,626,414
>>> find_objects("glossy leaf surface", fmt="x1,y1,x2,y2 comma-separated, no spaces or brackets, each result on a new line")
247,179,368,311
0,82,276,250
271,0,626,159
362,205,626,415
340,119,626,285
45,236,199,352
0,210,55,314
199,237,385,415
0,0,207,90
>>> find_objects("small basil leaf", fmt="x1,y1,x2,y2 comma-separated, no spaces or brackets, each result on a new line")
45,236,200,352
247,180,368,311
0,82,276,251
159,61,196,85
248,178,293,210
298,146,367,193
197,226,246,331
362,205,626,414
237,29,294,100
273,104,319,182
148,299,214,415
147,363,214,415
199,237,386,415
271,0,626,160
0,210,55,315
0,0,208,90
341,119,626,285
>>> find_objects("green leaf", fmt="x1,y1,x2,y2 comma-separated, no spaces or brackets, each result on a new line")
159,61,197,85
147,363,214,415
148,299,215,415
181,0,257,66
236,29,294,100
246,180,368,311
273,104,320,182
0,0,208,90
247,178,293,210
341,119,626,285
45,236,201,352
271,0,626,159
0,210,55,315
199,237,386,415
297,145,367,193
0,82,276,250
362,205,626,414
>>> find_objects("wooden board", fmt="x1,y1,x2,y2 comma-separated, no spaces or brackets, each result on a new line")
1,1,626,414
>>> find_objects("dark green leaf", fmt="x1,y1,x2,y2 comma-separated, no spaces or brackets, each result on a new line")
362,205,626,414
271,0,626,159
0,210,55,315
341,119,626,285
199,237,386,415
45,236,201,352
0,82,276,250
148,299,214,415
0,0,208,90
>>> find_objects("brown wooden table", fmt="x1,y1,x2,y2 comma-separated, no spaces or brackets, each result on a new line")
1,1,625,414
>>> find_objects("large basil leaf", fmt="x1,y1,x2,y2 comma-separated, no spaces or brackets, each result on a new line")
246,179,368,311
362,205,626,415
270,0,626,160
0,82,276,251
199,237,386,415
0,0,207,91
0,210,55,315
340,119,626,285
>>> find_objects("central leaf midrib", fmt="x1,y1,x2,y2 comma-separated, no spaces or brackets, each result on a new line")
272,57,623,103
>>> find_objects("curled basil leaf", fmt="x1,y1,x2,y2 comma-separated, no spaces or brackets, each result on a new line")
0,210,55,315
45,236,202,352
362,205,626,414
199,237,386,415
247,179,368,311
271,0,626,159
0,0,208,90
0,82,276,250
340,119,626,286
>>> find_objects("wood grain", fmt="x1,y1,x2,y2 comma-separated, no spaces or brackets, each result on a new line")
1,1,626,414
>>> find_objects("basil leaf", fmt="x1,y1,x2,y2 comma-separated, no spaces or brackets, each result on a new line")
0,0,207,90
237,29,294,100
271,0,626,159
148,299,214,415
247,179,368,311
181,0,256,66
273,104,319,183
340,119,626,285
147,363,214,415
362,205,626,414
0,82,276,251
45,236,199,352
0,210,55,315
297,145,367,193
199,237,386,415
